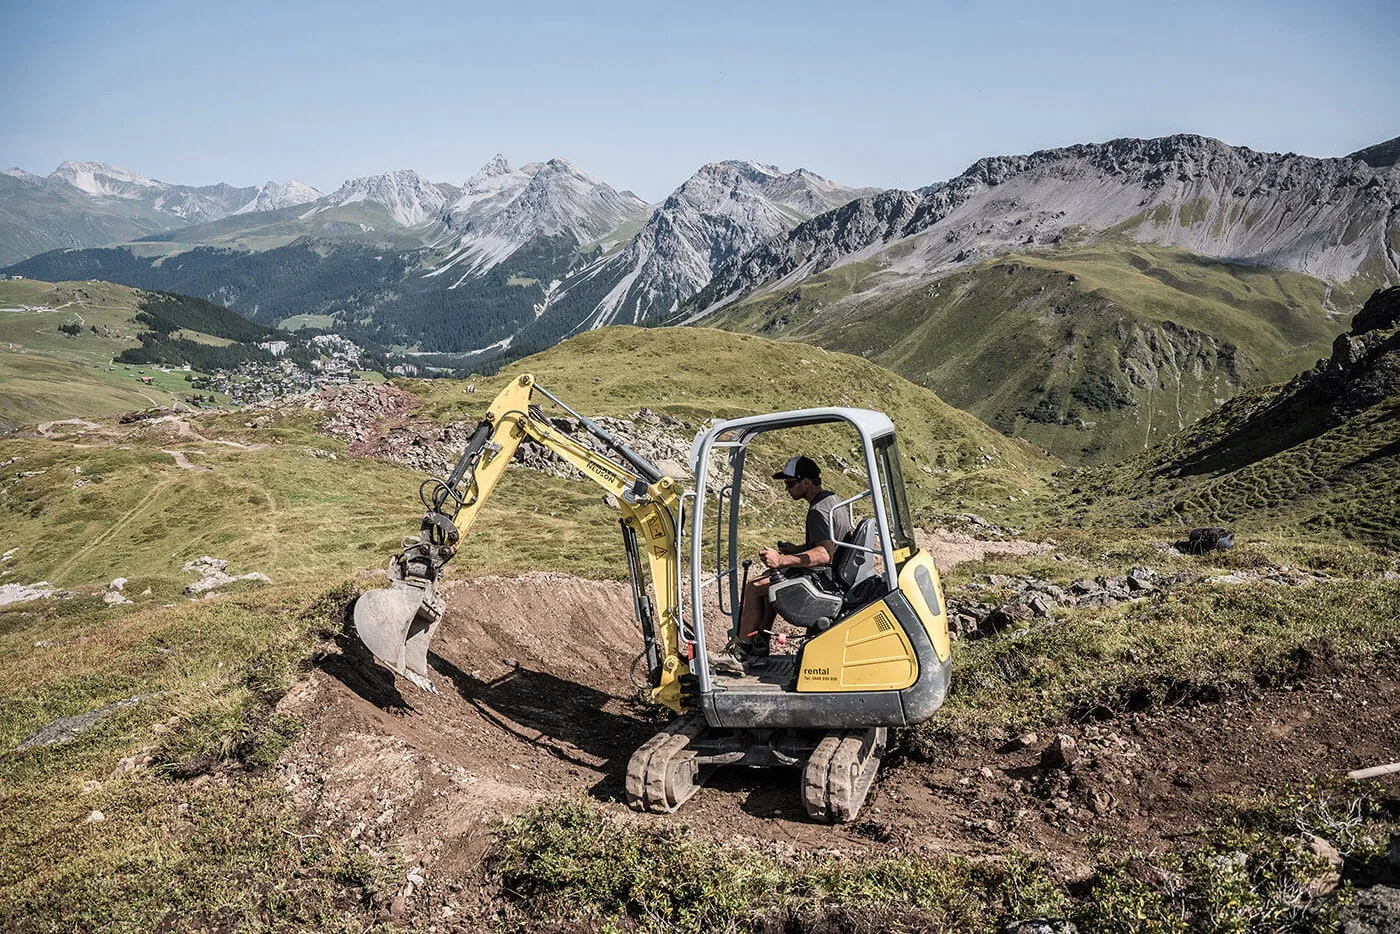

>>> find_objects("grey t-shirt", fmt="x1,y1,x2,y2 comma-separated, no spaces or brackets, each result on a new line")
805,491,852,559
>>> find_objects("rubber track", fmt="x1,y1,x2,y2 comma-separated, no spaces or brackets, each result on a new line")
625,716,707,813
802,727,887,823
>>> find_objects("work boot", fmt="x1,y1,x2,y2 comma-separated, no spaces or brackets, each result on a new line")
709,653,745,677
735,631,771,671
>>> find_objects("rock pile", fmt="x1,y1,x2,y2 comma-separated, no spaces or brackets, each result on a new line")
117,407,176,425
181,557,271,596
304,383,701,482
104,578,131,605
1024,724,1143,824
947,563,1335,637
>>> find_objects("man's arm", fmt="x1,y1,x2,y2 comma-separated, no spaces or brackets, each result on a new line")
760,540,835,569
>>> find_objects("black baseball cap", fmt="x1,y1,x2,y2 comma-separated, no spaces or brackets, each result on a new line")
773,455,820,481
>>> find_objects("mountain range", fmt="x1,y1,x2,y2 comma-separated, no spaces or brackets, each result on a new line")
2,153,874,356
5,134,1397,463
692,134,1400,462
0,161,322,265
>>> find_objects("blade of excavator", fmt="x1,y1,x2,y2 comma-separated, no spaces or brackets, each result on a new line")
353,583,442,694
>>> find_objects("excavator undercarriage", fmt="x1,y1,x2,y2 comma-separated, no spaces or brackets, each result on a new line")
625,719,889,822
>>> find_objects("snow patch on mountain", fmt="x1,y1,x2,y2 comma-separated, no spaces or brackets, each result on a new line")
1,168,43,183
49,161,162,198
233,180,324,215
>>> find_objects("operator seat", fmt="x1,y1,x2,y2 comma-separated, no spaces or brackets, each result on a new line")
767,518,881,631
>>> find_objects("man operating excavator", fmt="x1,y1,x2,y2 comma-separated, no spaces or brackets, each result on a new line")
728,455,852,671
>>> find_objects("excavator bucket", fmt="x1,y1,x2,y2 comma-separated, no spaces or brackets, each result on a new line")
353,581,444,693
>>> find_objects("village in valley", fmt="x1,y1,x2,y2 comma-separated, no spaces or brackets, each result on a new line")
166,334,381,407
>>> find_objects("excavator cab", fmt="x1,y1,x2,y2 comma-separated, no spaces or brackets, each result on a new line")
683,409,951,729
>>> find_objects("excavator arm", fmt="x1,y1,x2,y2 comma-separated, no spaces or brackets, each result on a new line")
354,374,690,711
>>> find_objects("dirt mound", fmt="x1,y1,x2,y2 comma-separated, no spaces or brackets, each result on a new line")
279,573,657,885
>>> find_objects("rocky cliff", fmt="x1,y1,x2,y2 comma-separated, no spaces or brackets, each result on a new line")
691,135,1400,317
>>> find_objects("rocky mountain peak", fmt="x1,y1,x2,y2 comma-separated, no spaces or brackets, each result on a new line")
468,157,646,244
1347,135,1400,170
1,167,44,184
566,160,877,331
323,169,446,226
233,179,324,215
49,161,162,198
448,156,537,229
477,153,516,177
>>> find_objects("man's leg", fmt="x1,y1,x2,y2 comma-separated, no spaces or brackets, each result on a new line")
738,574,772,642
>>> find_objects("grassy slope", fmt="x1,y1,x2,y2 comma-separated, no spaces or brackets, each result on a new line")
1067,318,1400,549
707,241,1342,466
4,325,1397,931
0,325,1065,928
0,280,227,424
418,325,1060,524
133,201,435,254
1,326,1055,594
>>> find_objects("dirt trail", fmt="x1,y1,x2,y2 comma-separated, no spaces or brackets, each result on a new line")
162,449,208,471
283,548,1400,897
915,527,1053,568
36,418,102,436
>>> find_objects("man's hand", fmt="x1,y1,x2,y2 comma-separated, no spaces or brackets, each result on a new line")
759,546,784,568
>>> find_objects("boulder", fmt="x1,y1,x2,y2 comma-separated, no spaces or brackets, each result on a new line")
1299,832,1343,897
984,603,1034,632
1004,921,1077,934
1340,885,1400,934
1041,734,1080,770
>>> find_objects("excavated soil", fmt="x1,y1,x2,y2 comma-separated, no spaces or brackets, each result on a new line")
278,557,1400,912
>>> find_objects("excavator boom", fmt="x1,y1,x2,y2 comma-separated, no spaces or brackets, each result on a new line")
353,374,688,708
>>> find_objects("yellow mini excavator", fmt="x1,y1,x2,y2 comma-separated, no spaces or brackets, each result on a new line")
354,374,952,822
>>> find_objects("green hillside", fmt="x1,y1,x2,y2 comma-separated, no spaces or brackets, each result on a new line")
131,200,436,254
1073,287,1400,547
1,325,1054,595
707,241,1343,465
421,326,1059,522
0,280,242,427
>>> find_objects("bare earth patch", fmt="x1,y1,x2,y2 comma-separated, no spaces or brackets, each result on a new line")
916,527,1054,570
279,558,1400,916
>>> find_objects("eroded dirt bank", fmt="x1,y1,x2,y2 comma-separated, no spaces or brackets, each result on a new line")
277,559,1400,922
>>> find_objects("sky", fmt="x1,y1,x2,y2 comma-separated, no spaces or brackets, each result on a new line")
2,0,1396,202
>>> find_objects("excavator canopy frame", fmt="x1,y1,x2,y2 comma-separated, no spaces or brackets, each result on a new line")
686,409,905,692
